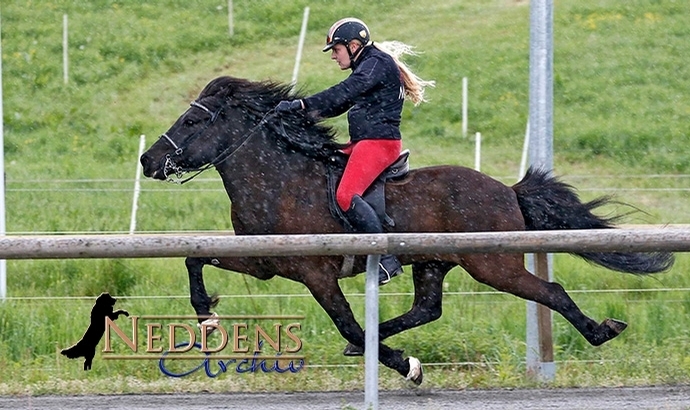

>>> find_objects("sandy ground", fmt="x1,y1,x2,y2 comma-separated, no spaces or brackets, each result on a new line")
1,385,689,410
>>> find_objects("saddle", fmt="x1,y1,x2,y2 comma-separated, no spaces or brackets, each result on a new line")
325,149,410,231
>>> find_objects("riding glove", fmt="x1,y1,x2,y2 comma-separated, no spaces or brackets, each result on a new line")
276,100,303,113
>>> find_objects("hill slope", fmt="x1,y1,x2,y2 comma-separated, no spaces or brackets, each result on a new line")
3,0,688,180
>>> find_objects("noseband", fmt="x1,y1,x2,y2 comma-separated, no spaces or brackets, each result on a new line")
158,100,273,184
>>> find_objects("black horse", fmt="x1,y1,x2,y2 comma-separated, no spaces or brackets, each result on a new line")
140,76,673,384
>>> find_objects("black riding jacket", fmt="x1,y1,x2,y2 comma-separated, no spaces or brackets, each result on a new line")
302,45,404,142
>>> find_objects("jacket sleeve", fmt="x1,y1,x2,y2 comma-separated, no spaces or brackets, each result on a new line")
303,58,381,119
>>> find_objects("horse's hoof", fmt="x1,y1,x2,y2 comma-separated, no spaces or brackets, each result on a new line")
591,318,628,346
197,312,219,337
343,343,364,356
604,318,628,334
405,357,423,385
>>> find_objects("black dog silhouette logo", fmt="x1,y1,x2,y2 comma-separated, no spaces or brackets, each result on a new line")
61,292,129,370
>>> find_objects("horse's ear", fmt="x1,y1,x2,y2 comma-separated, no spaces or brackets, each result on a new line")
201,76,248,103
216,83,234,100
205,83,238,109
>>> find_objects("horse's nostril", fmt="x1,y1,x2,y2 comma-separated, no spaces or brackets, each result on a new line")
140,154,153,176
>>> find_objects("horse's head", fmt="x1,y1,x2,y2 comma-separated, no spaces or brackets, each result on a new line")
140,76,273,181
141,76,342,181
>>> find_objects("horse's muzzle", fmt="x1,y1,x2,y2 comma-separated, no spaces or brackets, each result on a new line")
140,153,166,180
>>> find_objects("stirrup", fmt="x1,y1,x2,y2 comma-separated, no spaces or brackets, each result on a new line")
378,256,402,285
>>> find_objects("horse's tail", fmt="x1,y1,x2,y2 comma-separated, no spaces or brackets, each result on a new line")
511,167,674,274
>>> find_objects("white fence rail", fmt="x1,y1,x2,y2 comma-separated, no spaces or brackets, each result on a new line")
0,229,688,259
1,229,687,409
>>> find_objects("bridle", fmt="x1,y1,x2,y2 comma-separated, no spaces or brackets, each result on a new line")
158,100,273,184
160,101,218,156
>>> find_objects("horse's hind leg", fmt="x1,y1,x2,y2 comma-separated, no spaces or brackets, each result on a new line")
462,253,626,346
343,261,452,356
381,261,453,337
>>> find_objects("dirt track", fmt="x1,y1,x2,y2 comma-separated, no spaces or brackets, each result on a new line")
1,385,690,410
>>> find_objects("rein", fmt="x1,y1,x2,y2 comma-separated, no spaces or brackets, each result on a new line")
159,101,275,184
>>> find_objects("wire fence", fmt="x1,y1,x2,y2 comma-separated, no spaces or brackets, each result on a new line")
4,287,690,301
3,172,688,235
7,174,690,184
5,260,687,370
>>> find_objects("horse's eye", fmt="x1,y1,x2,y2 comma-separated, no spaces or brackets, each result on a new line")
184,119,195,127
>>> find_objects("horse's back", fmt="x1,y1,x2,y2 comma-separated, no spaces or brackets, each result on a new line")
386,165,526,233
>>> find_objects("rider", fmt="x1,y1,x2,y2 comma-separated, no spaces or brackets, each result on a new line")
276,17,434,285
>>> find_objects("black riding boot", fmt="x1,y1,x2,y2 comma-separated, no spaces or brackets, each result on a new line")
343,195,402,285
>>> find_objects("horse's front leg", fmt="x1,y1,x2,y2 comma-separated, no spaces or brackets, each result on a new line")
185,256,275,324
185,257,216,323
301,265,422,384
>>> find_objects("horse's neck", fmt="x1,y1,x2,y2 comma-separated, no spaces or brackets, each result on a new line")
216,133,327,233
217,135,282,192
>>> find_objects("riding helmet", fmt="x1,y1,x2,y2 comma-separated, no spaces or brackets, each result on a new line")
323,18,371,52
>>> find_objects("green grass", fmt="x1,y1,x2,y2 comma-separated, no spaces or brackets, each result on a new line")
1,0,690,394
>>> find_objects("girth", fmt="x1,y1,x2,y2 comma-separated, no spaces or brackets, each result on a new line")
326,149,410,231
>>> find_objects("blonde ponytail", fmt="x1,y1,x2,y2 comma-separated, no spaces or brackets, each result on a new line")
373,41,435,106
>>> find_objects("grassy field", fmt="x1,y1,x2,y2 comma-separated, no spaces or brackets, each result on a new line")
0,0,689,395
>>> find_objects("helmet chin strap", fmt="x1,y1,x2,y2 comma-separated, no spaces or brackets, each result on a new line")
346,43,365,67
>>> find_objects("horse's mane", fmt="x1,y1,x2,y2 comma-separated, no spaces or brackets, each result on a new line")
199,76,345,159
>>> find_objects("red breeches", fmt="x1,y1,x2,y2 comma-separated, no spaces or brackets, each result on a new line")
336,139,402,211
